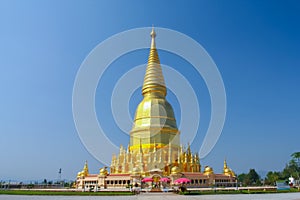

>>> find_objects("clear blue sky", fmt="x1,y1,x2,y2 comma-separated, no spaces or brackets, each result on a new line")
0,0,299,181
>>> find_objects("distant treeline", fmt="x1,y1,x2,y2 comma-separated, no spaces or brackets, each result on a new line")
238,152,300,186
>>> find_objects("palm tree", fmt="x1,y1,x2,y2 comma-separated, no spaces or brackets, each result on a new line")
291,152,300,167
291,152,300,180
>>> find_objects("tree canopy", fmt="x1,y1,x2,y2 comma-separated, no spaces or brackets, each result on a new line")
239,152,300,186
264,152,300,185
291,152,300,166
238,169,261,186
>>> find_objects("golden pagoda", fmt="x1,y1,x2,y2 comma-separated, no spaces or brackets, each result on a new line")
109,28,200,176
75,28,236,190
77,160,89,177
223,159,236,177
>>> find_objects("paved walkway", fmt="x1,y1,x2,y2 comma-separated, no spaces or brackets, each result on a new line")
122,192,300,200
1,192,300,200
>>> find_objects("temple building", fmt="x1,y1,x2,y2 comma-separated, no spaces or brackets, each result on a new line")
75,28,236,190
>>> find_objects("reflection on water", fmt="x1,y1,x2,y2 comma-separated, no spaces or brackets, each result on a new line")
0,193,300,200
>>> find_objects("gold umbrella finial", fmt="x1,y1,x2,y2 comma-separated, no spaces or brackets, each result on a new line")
150,26,156,49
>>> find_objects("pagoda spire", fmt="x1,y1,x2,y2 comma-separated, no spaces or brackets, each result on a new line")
142,27,166,97
224,159,228,169
83,160,89,176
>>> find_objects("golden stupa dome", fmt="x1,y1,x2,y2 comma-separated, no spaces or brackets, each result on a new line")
204,166,214,175
224,168,230,173
133,98,178,130
99,167,108,175
77,171,83,177
224,168,235,176
171,166,181,174
229,169,236,177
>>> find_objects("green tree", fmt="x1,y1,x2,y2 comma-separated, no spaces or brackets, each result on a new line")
291,152,300,178
263,152,300,186
265,171,280,185
238,173,247,186
244,169,261,186
282,159,299,180
291,152,300,166
64,181,74,188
